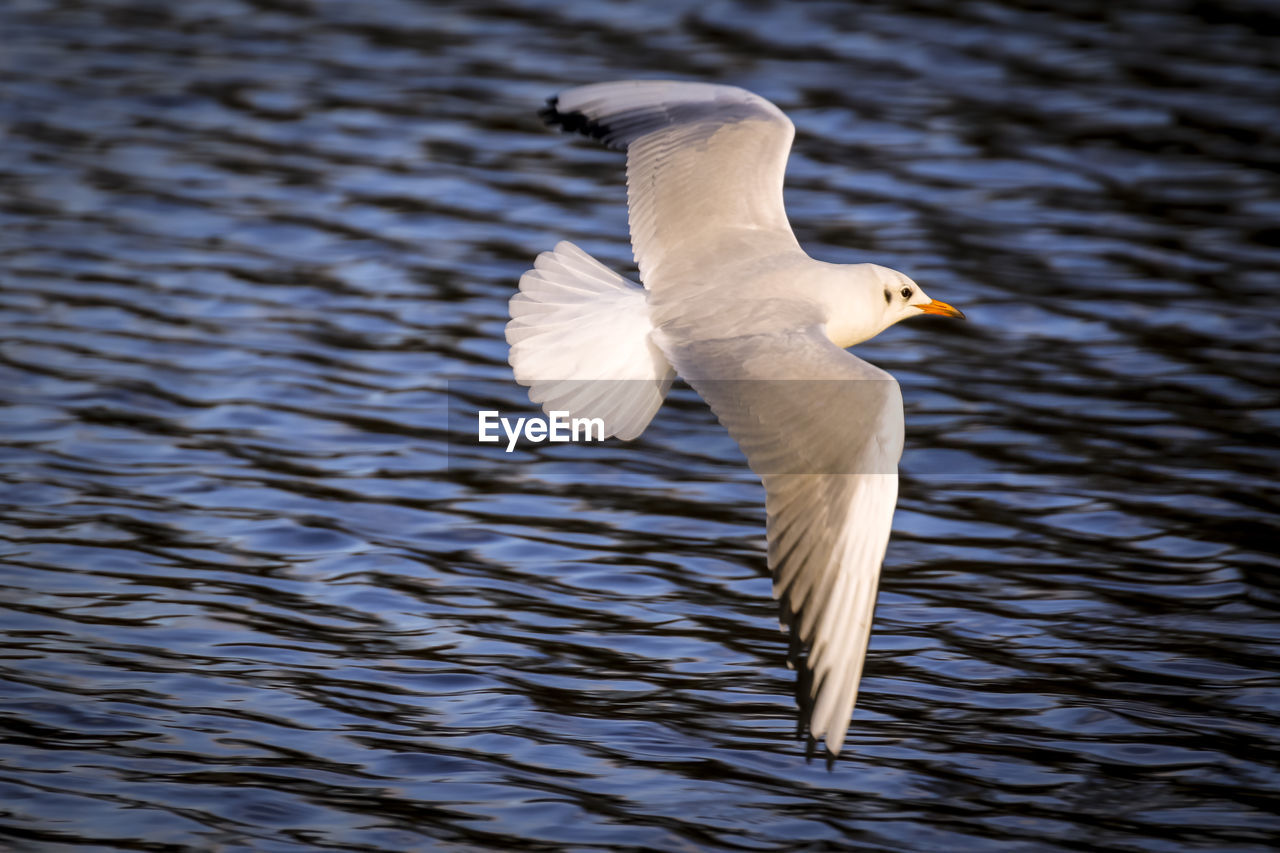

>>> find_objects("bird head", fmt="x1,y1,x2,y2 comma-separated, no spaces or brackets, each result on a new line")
869,265,965,328
823,263,966,348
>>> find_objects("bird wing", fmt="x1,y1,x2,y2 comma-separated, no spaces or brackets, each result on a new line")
542,80,801,289
659,325,904,755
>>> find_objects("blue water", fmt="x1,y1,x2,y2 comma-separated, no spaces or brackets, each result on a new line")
2,0,1279,850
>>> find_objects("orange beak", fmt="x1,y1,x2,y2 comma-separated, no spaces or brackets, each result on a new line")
917,299,965,319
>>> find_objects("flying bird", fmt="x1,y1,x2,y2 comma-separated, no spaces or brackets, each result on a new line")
505,80,964,756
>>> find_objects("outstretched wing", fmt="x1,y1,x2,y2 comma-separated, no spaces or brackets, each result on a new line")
660,325,904,755
542,80,800,288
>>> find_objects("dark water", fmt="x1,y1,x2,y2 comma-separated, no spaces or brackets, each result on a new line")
2,0,1280,849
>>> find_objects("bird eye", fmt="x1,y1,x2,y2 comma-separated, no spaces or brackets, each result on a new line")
900,287,912,299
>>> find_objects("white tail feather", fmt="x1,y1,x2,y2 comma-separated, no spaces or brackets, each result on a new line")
506,242,674,440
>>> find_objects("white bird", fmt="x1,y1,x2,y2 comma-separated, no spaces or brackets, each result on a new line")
505,80,964,756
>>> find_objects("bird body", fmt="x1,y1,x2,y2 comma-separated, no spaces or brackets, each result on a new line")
505,80,963,755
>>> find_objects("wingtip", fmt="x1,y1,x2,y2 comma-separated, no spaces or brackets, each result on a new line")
538,92,626,148
539,94,593,135
537,95,563,127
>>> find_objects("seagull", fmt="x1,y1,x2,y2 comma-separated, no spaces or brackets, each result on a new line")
505,80,964,756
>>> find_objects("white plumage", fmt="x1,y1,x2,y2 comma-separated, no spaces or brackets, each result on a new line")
508,241,674,440
507,80,964,756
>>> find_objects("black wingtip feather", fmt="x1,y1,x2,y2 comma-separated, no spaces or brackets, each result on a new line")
784,598,828,754
539,94,619,147
537,95,565,127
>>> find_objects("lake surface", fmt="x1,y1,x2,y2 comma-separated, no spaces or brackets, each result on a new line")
2,0,1279,850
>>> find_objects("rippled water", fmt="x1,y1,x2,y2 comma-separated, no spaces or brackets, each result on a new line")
2,0,1279,849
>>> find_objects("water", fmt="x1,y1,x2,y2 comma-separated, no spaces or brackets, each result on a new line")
2,0,1279,849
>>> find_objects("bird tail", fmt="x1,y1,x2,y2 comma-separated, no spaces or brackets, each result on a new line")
506,241,675,440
